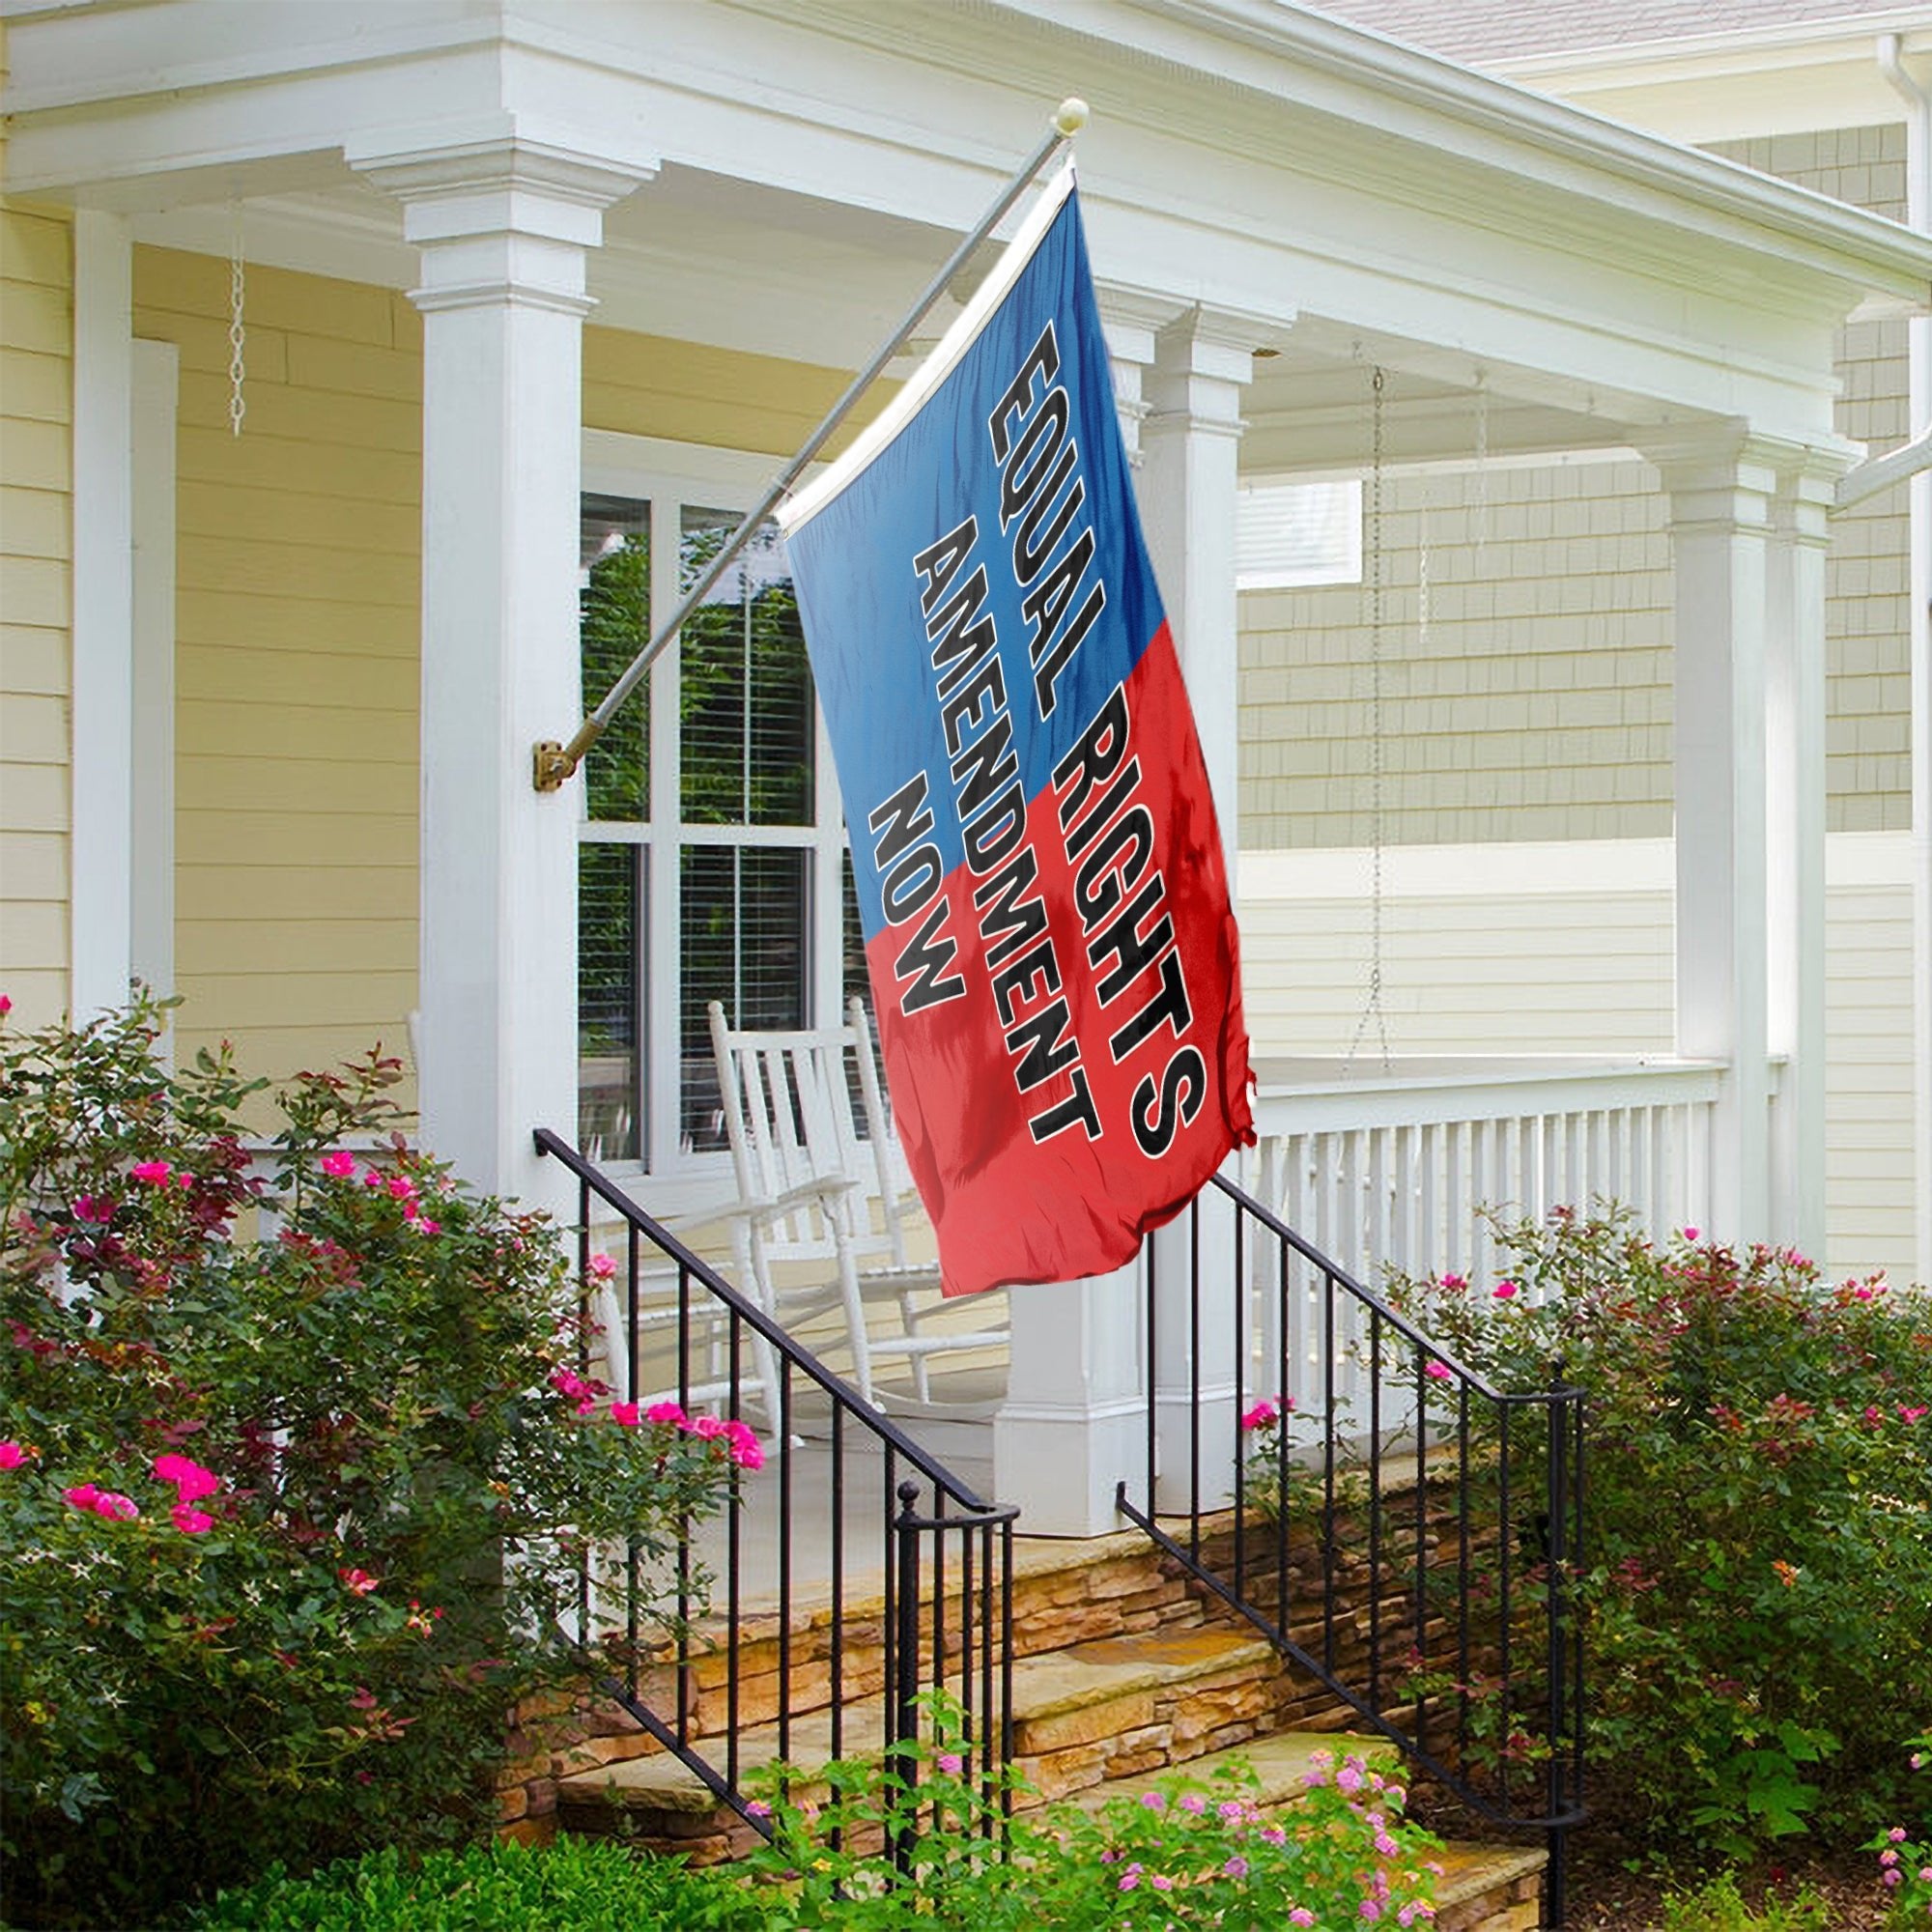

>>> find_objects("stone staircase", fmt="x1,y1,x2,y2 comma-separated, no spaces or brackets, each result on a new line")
506,1524,1548,1930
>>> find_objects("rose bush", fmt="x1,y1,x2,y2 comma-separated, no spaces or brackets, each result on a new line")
1385,1208,1932,1859
0,995,750,1929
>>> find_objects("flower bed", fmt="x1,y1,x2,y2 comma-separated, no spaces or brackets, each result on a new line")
0,996,749,1929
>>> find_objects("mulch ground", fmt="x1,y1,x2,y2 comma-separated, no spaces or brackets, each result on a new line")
1411,1779,1894,1929
1565,1838,1892,1929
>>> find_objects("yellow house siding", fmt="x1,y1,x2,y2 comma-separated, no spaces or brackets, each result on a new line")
1240,457,1675,849
132,246,421,1098
1711,124,1911,837
1243,124,1913,853
1237,848,1676,1060
0,194,72,1030
584,325,884,455
1238,832,1920,1286
1823,838,1917,1285
118,260,867,1102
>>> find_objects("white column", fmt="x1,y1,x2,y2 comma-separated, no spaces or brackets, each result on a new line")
129,339,179,1013
1140,308,1252,857
1649,430,1780,1244
351,135,653,1208
70,210,134,1021
1140,308,1253,1511
1764,443,1854,1261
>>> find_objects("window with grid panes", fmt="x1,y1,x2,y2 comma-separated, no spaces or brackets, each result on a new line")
577,443,870,1172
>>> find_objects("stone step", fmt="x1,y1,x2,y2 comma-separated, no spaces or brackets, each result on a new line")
555,1715,1543,1925
557,1622,1293,1836
1433,1840,1548,1932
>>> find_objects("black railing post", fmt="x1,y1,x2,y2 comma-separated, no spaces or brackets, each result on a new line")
529,1127,1016,1860
1115,1167,1586,1890
892,1479,923,1879
1544,1388,1578,1929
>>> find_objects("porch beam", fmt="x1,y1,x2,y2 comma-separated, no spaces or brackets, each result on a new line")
351,132,653,1206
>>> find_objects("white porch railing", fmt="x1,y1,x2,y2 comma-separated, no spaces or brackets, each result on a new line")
1246,1055,1724,1301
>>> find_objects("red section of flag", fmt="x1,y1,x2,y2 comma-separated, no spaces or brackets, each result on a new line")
867,625,1253,1298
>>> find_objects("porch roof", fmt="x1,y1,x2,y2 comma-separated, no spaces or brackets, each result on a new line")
5,0,1932,462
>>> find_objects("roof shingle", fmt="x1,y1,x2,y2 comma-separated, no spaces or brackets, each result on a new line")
1304,0,1925,66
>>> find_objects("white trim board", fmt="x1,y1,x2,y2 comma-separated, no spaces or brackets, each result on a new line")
1238,829,1913,902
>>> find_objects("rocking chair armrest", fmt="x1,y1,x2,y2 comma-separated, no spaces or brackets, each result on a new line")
725,1172,861,1227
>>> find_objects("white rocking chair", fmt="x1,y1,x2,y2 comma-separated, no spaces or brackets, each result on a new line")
707,997,1009,1412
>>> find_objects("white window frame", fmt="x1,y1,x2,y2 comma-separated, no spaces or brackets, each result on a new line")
1235,474,1363,591
579,430,846,1179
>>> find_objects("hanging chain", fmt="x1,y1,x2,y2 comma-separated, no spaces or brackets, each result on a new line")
1345,364,1393,1075
227,205,247,439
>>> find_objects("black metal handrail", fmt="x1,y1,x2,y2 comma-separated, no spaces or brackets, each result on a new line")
1116,1170,1585,1925
532,1127,1016,1844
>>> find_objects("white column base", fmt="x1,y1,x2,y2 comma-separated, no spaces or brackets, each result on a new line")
994,1267,1144,1538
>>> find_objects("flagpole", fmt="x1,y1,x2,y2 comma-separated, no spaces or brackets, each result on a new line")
532,97,1091,792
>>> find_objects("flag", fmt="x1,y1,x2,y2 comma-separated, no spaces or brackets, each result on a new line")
777,161,1253,1299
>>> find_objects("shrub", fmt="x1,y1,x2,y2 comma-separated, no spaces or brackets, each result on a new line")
0,996,751,1929
182,1709,1443,1929
188,1836,758,1931
1657,1869,1833,1931
730,1700,1442,1928
1386,1208,1932,1859
1867,1735,1932,1926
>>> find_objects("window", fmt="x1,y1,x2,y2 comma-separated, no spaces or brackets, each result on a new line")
576,436,866,1171
1235,477,1362,590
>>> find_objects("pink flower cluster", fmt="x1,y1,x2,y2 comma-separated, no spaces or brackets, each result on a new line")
47,1451,223,1532
320,1149,442,1234
551,1376,764,1470
62,1483,141,1521
1240,1396,1292,1432
632,1401,765,1471
155,1452,222,1533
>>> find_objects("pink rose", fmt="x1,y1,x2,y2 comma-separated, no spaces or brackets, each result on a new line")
936,1751,964,1775
338,1567,380,1595
645,1401,688,1428
1681,1227,1700,1241
154,1453,220,1501
586,1252,617,1280
1439,1273,1467,1293
692,1413,727,1440
0,1440,31,1470
93,1492,141,1521
73,1195,115,1225
170,1504,215,1535
320,1151,357,1179
610,1401,641,1428
129,1160,172,1184
1240,1400,1279,1431
1424,1359,1455,1381
1492,1280,1519,1300
62,1483,101,1512
0,993,11,1016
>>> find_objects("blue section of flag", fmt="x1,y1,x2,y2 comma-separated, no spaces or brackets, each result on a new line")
781,185,1163,942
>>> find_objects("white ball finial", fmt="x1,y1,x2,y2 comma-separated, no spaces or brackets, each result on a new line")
1055,97,1090,136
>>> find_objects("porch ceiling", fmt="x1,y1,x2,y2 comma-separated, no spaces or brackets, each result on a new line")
7,0,1931,458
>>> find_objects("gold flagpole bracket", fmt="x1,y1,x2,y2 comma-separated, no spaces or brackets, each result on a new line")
530,97,1089,795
